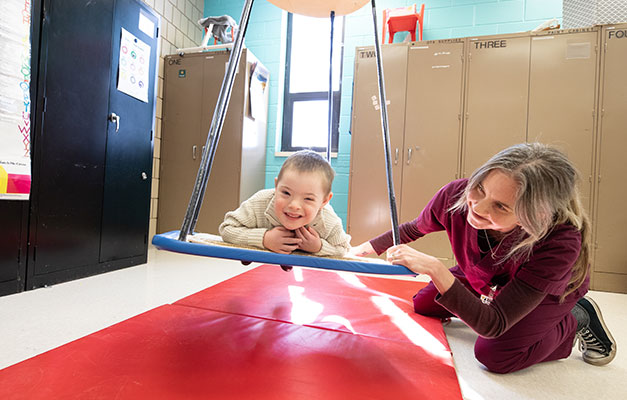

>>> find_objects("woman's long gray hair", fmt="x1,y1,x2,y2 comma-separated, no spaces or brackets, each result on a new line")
451,143,590,301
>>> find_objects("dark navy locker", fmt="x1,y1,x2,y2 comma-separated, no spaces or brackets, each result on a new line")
27,0,159,289
100,0,159,262
0,201,28,296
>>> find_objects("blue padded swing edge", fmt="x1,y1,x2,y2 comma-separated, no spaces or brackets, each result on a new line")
152,231,414,275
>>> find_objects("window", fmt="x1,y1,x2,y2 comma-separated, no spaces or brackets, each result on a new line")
281,13,344,153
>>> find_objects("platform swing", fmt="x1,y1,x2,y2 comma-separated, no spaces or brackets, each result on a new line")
152,0,412,275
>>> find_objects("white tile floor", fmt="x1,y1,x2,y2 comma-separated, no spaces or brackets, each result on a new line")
1,247,625,399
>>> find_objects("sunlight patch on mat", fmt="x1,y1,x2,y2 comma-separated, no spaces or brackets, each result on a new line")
320,315,357,334
371,295,452,364
336,271,368,288
288,285,324,325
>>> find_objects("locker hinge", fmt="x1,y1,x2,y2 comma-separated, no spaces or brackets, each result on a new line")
598,175,602,183
150,130,153,141
604,42,608,53
156,27,160,38
43,96,47,112
144,233,148,244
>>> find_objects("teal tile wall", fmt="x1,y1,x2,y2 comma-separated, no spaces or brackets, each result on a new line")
475,1,524,25
204,0,563,229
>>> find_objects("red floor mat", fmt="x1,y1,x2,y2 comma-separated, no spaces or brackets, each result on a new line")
176,265,445,345
0,266,462,399
0,305,461,399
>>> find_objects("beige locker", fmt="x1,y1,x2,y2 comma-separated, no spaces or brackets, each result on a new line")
347,44,407,246
592,24,627,293
400,39,466,265
462,33,531,176
348,41,465,264
528,27,600,212
158,49,268,234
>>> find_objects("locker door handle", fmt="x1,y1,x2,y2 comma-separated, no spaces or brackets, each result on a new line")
192,145,197,160
394,148,399,165
406,148,412,165
108,112,120,132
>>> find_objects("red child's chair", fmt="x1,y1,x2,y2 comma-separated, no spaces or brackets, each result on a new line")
382,3,425,44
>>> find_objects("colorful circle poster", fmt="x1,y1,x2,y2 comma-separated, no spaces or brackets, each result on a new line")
117,27,151,103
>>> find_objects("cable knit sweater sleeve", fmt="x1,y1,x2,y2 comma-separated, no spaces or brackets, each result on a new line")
218,190,273,249
313,207,351,257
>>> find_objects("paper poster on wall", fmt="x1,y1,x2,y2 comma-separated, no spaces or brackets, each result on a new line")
0,0,32,200
117,28,150,102
247,62,269,120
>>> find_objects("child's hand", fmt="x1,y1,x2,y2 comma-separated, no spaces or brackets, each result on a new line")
263,227,302,254
295,226,322,253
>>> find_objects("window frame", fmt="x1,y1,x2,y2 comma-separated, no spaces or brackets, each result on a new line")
280,12,345,153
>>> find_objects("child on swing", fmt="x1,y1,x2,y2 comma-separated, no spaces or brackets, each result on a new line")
220,150,351,256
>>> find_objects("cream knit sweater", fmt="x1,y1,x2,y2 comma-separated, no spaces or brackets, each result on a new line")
219,189,351,257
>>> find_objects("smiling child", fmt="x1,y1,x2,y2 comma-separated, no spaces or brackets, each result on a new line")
219,150,351,256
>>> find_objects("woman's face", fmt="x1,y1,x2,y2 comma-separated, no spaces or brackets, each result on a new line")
466,170,520,233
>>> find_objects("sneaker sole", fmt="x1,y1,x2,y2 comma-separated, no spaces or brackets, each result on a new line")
582,296,617,366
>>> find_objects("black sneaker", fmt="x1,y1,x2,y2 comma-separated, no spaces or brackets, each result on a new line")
572,296,617,366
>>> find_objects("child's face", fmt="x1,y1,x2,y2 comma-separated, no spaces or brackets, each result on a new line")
274,169,332,230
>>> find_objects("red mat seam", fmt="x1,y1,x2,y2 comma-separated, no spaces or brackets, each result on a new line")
170,302,451,349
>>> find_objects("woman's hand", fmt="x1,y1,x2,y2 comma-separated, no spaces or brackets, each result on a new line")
263,227,302,254
387,244,455,293
386,244,437,273
348,241,375,257
295,226,322,253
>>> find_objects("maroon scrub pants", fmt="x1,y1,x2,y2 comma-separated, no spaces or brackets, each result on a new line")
412,266,587,373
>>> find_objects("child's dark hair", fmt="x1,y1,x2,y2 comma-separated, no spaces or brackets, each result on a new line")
277,150,335,195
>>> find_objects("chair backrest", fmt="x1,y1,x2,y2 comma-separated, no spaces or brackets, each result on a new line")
382,3,425,44
387,4,416,18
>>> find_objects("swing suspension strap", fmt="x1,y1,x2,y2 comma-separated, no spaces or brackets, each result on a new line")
178,0,400,247
178,0,255,241
326,10,335,162
369,0,401,245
